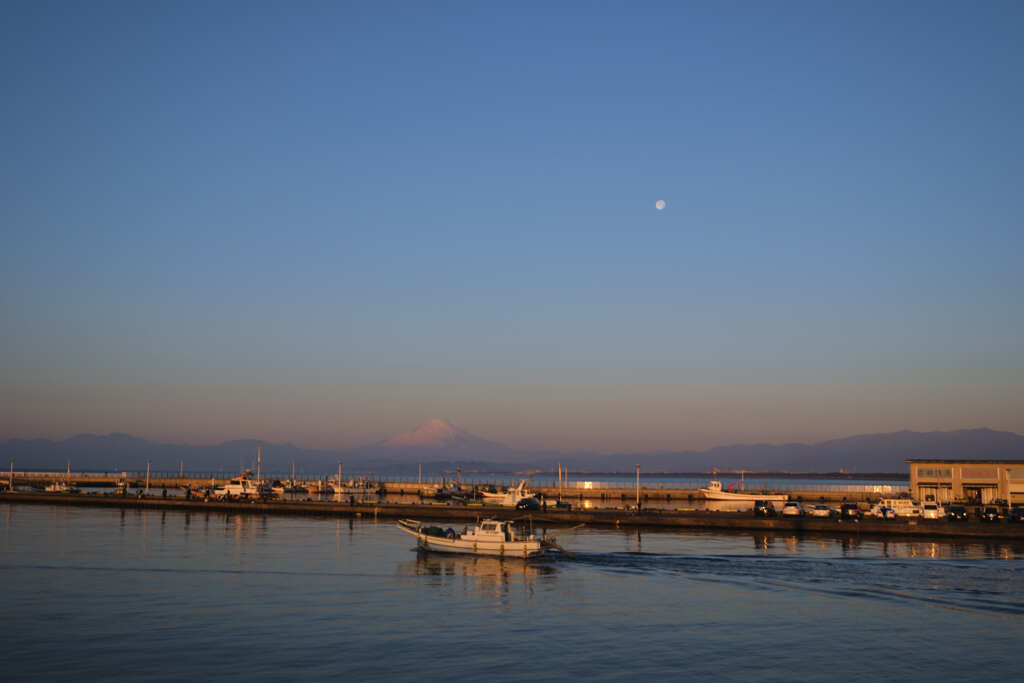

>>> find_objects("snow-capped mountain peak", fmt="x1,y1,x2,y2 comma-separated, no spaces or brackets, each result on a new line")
381,419,502,450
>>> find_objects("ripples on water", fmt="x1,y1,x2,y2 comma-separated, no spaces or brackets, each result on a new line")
2,504,1022,682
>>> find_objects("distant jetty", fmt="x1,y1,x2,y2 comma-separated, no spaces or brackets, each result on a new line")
4,492,1022,541
7,473,907,502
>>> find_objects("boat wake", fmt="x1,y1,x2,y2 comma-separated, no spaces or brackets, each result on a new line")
563,551,1024,617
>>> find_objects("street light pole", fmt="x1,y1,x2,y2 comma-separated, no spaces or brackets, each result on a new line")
145,460,151,495
635,464,640,508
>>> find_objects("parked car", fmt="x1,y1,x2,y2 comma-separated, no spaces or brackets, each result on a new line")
875,506,897,520
809,504,833,518
947,505,969,521
781,501,804,517
753,500,776,517
840,503,862,520
921,503,946,520
1009,505,1024,523
978,506,1004,522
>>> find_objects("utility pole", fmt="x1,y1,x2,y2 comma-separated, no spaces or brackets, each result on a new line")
9,459,13,492
635,464,640,508
145,460,151,495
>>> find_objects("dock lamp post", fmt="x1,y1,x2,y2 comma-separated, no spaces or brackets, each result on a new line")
635,464,640,508
145,460,151,495
9,459,13,492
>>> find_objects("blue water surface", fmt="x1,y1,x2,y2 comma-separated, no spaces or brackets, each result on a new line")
2,503,1021,682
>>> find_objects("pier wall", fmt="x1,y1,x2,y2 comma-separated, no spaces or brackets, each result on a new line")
4,491,1022,541
8,473,905,503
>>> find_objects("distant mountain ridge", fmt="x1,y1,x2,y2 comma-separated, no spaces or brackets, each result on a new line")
2,425,1022,475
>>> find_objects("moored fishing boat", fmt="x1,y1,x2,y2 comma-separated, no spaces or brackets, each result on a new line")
699,479,788,502
396,518,547,558
45,461,80,493
332,478,378,496
212,470,263,499
479,480,535,507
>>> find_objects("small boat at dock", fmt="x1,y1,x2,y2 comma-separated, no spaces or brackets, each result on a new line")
396,518,547,558
44,481,79,493
479,480,535,507
331,478,378,496
45,461,79,493
699,479,788,502
212,470,264,499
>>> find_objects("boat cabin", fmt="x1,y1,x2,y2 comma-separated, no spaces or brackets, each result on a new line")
464,520,518,542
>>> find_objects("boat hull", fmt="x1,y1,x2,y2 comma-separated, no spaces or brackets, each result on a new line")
700,489,788,502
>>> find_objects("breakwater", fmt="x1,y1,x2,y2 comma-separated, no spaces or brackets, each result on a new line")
4,491,1022,540
8,473,906,502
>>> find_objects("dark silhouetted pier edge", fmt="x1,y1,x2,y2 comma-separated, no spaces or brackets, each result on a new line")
3,491,1023,541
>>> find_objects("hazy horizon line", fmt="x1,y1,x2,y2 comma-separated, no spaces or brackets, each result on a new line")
2,425,1016,456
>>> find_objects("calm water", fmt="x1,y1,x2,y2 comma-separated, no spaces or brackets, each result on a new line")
3,503,1022,681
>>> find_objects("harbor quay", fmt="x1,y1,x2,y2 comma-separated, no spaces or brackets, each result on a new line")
4,491,1023,541
7,472,905,503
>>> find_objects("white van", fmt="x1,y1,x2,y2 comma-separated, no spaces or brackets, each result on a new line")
921,503,946,519
869,498,922,518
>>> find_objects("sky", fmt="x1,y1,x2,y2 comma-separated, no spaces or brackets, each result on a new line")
2,1,1022,452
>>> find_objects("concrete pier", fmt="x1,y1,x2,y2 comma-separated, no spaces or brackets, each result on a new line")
8,474,899,503
3,491,1022,541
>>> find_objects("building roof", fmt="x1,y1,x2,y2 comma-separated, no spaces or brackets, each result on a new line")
906,459,1024,464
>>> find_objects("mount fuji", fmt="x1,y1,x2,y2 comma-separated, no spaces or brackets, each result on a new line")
380,419,510,454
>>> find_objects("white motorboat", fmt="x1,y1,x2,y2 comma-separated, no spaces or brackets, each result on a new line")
479,480,535,507
212,470,264,499
396,518,546,558
332,478,378,496
699,479,788,502
44,481,79,493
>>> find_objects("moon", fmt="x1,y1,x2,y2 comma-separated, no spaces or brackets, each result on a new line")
655,200,666,211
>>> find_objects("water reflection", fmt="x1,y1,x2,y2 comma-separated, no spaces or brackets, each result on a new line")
397,551,557,599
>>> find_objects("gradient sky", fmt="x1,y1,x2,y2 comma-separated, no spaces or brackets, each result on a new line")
2,1,1022,452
